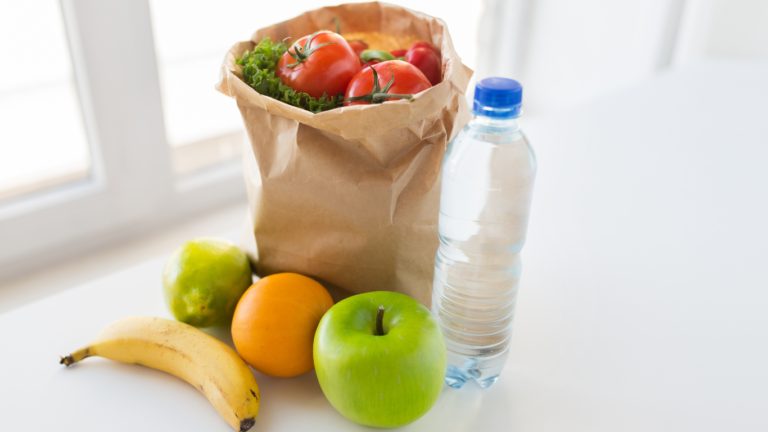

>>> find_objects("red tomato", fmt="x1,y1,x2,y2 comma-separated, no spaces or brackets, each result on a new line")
409,41,441,57
276,31,361,99
405,46,441,86
390,49,407,58
346,40,368,58
343,60,431,106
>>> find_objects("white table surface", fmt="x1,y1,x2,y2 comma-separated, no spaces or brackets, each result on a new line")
3,60,768,431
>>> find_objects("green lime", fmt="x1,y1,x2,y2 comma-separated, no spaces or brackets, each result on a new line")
162,237,253,327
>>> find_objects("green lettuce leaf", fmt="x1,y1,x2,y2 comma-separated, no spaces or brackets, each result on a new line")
235,37,343,113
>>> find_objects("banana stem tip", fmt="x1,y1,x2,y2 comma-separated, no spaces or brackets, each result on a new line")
60,354,75,366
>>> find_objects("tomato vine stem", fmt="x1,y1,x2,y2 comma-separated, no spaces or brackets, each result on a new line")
343,63,414,104
287,30,337,68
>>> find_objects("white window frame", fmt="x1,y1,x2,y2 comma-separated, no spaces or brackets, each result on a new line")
0,0,245,282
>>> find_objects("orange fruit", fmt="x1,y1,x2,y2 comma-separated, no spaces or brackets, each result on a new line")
231,273,334,377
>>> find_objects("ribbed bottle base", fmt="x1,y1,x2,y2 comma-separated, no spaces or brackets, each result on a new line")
443,347,509,389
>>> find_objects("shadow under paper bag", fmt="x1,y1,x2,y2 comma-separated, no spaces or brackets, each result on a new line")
215,1,472,307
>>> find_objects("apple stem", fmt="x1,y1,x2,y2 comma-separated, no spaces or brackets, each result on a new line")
376,305,385,336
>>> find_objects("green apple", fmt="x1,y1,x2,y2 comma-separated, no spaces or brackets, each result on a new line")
313,291,446,428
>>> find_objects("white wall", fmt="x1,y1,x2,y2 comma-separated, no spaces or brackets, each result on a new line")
707,0,768,59
520,0,682,115
478,0,768,116
674,0,768,66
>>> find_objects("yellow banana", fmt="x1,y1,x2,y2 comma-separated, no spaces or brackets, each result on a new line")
60,316,259,431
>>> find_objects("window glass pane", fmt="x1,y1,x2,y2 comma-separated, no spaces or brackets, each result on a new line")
148,0,479,172
0,1,90,201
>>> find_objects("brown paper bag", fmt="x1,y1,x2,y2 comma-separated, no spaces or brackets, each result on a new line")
216,1,472,306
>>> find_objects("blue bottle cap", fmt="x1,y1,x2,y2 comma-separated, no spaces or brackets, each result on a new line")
473,77,523,118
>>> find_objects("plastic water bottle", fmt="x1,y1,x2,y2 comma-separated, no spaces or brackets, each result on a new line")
431,77,536,389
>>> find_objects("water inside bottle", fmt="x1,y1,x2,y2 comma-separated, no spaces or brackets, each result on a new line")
431,116,536,389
